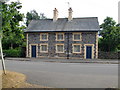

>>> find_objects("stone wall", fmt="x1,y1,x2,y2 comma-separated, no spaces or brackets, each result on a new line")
27,32,98,59
98,51,120,59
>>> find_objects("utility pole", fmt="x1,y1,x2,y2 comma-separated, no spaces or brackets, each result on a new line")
0,38,6,74
118,1,120,23
0,1,6,74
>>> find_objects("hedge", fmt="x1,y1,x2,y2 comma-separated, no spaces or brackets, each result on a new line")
3,49,22,57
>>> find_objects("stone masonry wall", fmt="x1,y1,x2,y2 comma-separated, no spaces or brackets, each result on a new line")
27,32,97,59
98,51,120,59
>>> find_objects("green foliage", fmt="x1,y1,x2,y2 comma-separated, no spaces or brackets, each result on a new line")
26,10,47,26
117,44,120,51
99,17,120,52
3,48,21,57
3,47,26,57
39,13,47,19
1,1,26,49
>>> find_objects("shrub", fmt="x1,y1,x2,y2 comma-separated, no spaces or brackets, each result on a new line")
3,49,22,57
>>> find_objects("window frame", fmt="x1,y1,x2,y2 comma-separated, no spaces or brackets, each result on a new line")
56,33,64,41
73,33,82,41
40,44,48,53
56,44,64,53
72,44,82,53
40,33,48,41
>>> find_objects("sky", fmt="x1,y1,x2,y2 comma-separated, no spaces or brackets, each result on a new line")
8,0,119,24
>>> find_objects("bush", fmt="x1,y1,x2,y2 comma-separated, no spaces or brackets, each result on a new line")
3,48,22,57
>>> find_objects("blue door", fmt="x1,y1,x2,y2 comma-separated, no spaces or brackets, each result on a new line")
31,45,36,57
86,46,92,59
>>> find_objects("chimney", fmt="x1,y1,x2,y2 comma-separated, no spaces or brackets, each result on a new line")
68,7,73,21
53,8,58,22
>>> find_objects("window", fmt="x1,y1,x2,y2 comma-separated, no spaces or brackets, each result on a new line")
56,33,64,41
40,33,48,41
40,44,48,52
56,44,64,53
73,33,81,41
72,44,81,53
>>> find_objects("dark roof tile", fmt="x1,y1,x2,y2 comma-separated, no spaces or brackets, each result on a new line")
25,17,100,32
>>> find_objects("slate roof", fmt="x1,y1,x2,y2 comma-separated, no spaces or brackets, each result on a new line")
25,17,100,32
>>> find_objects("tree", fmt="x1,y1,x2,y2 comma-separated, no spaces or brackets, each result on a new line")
1,1,25,49
40,13,47,19
99,17,120,52
26,10,47,26
0,0,8,75
115,25,120,51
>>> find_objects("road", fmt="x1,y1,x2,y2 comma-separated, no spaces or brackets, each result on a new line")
5,60,118,88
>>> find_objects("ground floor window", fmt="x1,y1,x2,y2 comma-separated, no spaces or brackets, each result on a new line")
56,44,64,53
72,44,81,53
40,44,48,52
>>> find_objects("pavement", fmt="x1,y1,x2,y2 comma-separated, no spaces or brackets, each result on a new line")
5,57,119,64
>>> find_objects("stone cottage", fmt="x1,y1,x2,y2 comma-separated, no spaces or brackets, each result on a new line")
25,8,100,59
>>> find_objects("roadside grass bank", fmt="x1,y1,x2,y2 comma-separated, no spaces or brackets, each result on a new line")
1,70,47,88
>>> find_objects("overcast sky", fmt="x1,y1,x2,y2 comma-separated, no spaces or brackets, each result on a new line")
9,0,119,24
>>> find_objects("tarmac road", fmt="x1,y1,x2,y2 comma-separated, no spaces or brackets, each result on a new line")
5,60,118,88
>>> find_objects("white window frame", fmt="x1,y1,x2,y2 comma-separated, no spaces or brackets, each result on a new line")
40,33,48,41
40,44,48,53
73,33,82,41
56,44,64,53
56,33,64,41
72,44,82,53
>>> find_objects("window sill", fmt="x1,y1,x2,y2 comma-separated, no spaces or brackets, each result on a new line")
73,40,82,41
56,52,64,53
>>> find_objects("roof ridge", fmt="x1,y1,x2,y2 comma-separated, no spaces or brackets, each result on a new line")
31,17,97,21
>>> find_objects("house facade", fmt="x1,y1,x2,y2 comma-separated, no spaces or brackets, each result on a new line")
25,8,100,59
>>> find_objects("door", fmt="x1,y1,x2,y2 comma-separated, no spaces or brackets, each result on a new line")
86,46,92,59
31,45,36,57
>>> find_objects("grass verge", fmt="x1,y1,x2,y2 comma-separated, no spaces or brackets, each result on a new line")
1,70,47,88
